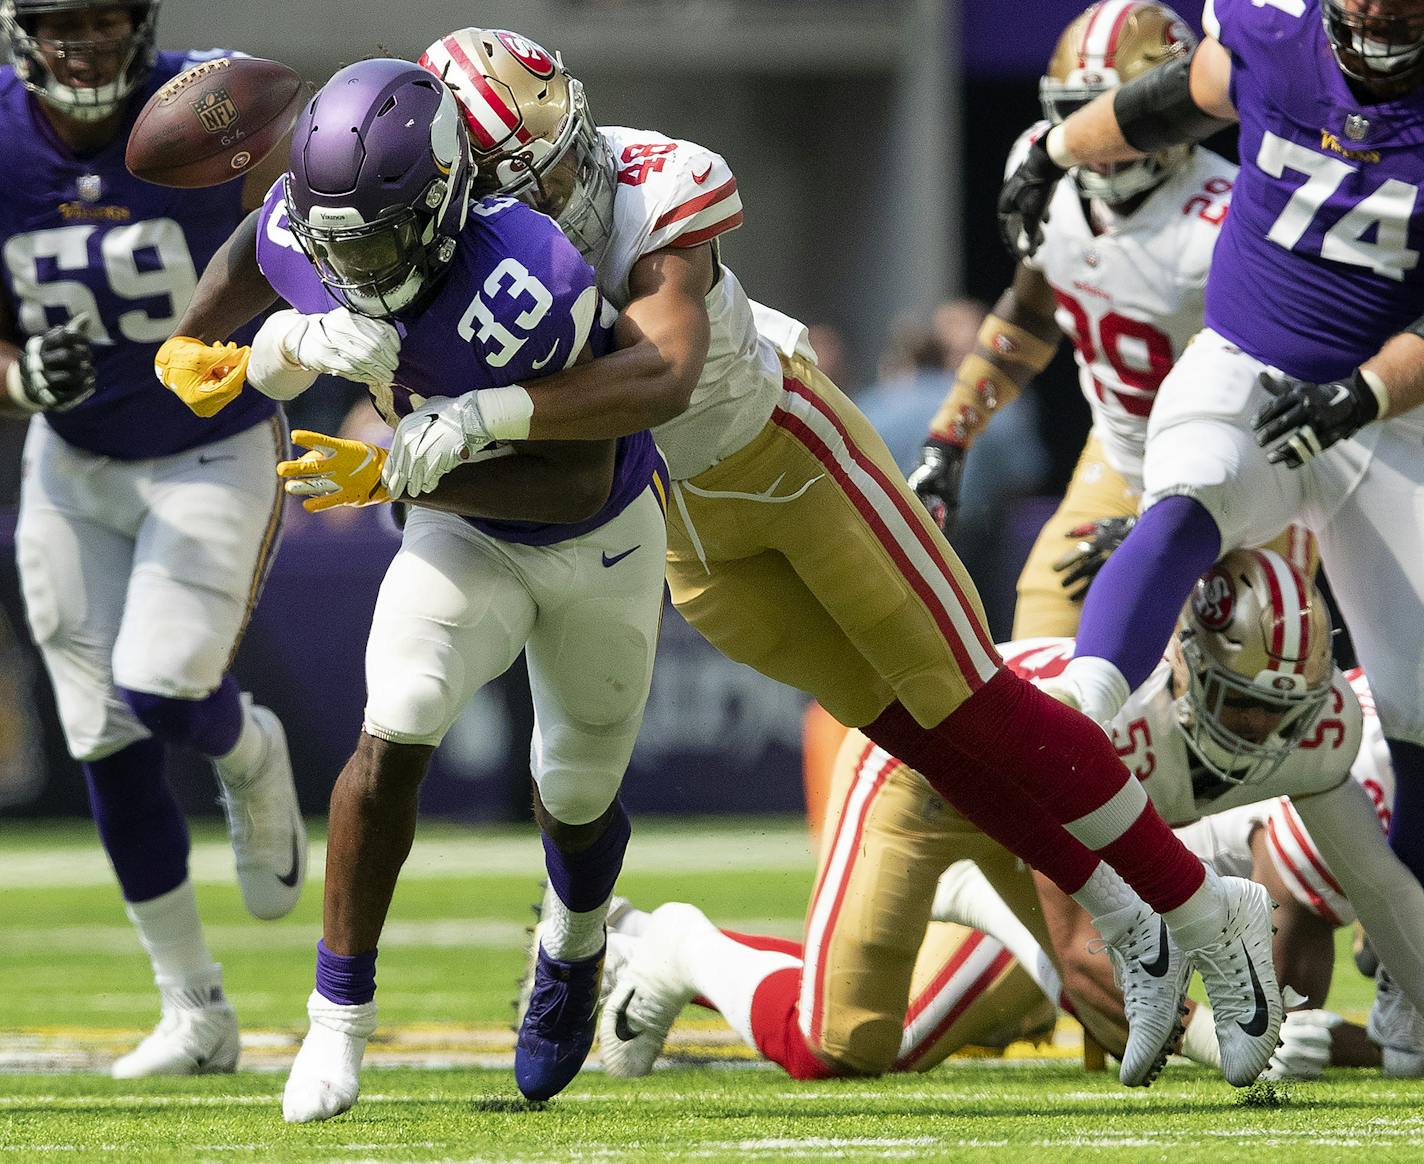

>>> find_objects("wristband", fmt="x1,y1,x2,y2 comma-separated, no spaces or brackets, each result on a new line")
5,357,40,414
1045,124,1081,169
1360,368,1391,421
474,383,534,441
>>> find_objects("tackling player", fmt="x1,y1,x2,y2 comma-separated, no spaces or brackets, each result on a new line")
416,28,1286,1089
997,0,1424,1064
0,0,304,1077
601,551,1424,1082
161,59,669,1119
907,1,1311,639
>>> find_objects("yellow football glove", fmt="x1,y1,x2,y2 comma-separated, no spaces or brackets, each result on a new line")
155,336,251,418
276,429,391,513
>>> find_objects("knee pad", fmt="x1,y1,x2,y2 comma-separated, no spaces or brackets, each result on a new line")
534,764,624,827
817,1016,903,1077
118,677,241,756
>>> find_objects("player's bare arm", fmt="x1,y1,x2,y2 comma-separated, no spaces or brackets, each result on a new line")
171,211,277,343
513,243,714,442
414,437,618,525
1001,39,1236,256
1030,870,1128,1052
908,263,1059,534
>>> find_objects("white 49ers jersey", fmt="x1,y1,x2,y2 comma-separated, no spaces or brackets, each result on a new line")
1177,669,1395,928
596,125,787,482
1001,636,1362,827
1011,128,1236,490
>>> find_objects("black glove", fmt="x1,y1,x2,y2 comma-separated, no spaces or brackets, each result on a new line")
1251,368,1380,469
997,134,1066,259
1052,515,1136,602
907,438,967,537
11,316,96,412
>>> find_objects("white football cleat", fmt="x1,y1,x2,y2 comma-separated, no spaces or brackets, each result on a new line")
1368,968,1424,1077
282,990,377,1124
112,976,239,1079
216,704,307,921
1091,901,1190,1087
598,902,704,1078
1181,875,1283,1087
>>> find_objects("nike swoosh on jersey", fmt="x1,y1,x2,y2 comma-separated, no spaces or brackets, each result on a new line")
1139,918,1171,978
1238,939,1271,1037
602,545,640,568
276,832,302,888
692,164,713,185
531,340,560,370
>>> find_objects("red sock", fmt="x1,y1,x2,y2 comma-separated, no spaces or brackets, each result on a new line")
865,670,1205,912
749,966,837,1081
722,929,803,958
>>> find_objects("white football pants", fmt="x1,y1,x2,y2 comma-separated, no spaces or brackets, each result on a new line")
363,482,668,826
15,415,287,761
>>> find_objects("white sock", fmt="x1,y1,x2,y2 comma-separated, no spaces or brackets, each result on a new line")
541,891,610,962
684,930,798,1048
933,863,1064,1005
1161,865,1227,951
125,880,220,994
212,699,265,787
1071,861,1141,920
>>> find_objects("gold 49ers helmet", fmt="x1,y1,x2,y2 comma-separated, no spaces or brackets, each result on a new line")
1041,1,1196,203
1170,549,1334,786
419,28,616,265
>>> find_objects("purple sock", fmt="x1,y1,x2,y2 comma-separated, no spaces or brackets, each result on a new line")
83,738,189,903
315,939,378,1006
1387,740,1424,887
1075,494,1221,691
119,675,243,758
541,799,631,913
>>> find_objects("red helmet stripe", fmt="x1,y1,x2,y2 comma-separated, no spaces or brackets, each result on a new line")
1102,0,1138,68
439,35,529,150
1080,0,1138,70
1252,548,1311,672
1250,548,1288,663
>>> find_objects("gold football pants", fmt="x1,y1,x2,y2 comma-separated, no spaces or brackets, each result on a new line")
666,353,1000,730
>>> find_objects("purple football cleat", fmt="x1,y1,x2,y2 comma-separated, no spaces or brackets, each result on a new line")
514,941,605,1101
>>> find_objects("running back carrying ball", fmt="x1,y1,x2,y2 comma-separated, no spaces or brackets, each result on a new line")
125,54,303,187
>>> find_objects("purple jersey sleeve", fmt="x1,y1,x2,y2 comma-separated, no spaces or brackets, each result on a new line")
1203,0,1424,379
0,51,276,459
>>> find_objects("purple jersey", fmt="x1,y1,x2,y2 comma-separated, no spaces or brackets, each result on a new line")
0,51,276,458
256,191,659,545
1204,0,1424,381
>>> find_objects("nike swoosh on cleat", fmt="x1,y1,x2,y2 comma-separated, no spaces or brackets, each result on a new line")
602,545,640,568
613,999,641,1043
1238,939,1270,1037
1139,918,1171,978
276,832,302,888
531,340,560,370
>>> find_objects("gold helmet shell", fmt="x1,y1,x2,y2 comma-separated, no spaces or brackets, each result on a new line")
1041,1,1196,203
419,28,616,264
1170,548,1334,786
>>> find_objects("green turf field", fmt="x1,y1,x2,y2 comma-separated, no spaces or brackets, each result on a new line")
1,818,1417,1163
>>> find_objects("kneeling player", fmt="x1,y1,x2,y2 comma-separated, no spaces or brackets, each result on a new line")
601,550,1424,1082
160,61,669,1117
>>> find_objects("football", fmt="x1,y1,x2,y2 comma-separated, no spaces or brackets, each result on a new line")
125,56,306,188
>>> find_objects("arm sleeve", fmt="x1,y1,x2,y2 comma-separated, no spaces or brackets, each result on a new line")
1293,780,1424,1018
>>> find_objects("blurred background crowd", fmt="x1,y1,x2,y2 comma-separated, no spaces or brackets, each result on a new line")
0,0,1175,824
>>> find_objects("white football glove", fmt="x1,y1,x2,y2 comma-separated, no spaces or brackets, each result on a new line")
248,307,401,399
1264,1008,1343,1080
383,393,493,498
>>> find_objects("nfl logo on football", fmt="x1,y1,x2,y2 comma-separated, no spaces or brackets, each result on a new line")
192,89,239,133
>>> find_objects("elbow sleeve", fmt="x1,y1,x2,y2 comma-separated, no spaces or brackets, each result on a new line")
1114,51,1234,154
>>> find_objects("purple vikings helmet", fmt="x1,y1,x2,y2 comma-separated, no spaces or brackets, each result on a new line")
284,59,473,318
1,0,160,121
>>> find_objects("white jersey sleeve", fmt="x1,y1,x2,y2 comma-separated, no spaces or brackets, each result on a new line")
596,125,781,482
1262,669,1394,927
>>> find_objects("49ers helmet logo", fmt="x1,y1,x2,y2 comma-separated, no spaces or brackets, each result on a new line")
1193,567,1235,631
495,31,556,80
